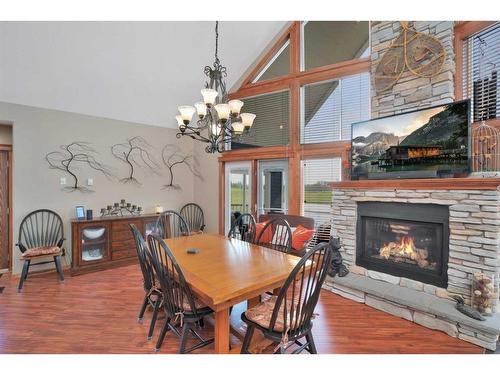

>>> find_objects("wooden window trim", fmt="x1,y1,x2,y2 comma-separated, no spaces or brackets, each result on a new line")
219,21,370,229
0,144,13,271
454,21,499,129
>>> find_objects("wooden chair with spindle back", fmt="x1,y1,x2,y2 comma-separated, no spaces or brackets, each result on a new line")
180,203,205,234
255,217,292,254
240,241,333,354
146,233,214,353
228,213,257,243
154,210,190,239
16,209,65,291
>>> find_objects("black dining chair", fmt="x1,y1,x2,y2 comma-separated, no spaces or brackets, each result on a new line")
255,217,292,254
146,233,214,353
154,210,191,238
180,203,205,234
16,209,65,291
240,241,333,354
228,213,257,243
129,224,164,341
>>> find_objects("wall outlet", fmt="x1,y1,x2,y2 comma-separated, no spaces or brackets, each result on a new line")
87,178,94,186
60,177,66,185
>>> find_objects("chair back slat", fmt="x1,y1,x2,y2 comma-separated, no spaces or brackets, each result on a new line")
129,224,156,292
18,209,64,251
256,218,292,254
268,242,332,336
180,203,205,233
228,213,257,243
155,210,190,238
146,233,200,317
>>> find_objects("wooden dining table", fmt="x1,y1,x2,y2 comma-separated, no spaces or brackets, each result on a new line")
163,233,302,354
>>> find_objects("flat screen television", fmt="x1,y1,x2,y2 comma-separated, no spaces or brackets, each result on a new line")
351,100,470,180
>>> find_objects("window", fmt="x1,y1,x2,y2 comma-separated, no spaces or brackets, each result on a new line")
232,90,290,149
462,23,500,122
302,158,341,227
252,40,290,83
300,72,370,143
301,21,370,71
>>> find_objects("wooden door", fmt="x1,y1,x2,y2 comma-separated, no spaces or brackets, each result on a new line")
0,150,10,270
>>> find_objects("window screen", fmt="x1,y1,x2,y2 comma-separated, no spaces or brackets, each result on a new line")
301,72,370,143
462,23,500,122
232,91,290,149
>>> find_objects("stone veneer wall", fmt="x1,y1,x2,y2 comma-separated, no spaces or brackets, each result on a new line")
371,21,456,118
330,189,500,305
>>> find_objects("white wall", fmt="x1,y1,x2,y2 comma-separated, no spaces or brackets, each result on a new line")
0,102,218,274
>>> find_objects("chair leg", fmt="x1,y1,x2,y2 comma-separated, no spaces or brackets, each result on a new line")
240,325,255,354
138,294,149,323
18,260,30,292
147,299,162,341
154,318,171,352
305,332,317,354
178,323,190,354
24,260,31,280
54,255,64,281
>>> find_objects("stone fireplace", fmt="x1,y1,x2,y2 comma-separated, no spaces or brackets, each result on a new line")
356,202,449,288
323,187,500,350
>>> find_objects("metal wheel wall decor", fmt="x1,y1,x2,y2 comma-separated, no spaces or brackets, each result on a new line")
374,21,446,94
111,136,160,185
46,142,113,193
161,144,202,190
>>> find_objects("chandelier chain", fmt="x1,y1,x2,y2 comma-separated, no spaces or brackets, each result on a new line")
215,21,219,64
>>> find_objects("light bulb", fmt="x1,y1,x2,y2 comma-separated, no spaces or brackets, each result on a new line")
228,99,244,115
178,106,196,124
215,104,230,121
232,121,245,135
194,102,207,118
201,89,218,106
240,113,256,129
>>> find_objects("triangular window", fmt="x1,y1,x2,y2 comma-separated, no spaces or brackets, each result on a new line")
251,39,290,83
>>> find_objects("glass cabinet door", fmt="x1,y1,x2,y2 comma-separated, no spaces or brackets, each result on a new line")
80,225,108,264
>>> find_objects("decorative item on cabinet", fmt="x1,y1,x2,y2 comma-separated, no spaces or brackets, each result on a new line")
71,214,158,275
100,199,143,217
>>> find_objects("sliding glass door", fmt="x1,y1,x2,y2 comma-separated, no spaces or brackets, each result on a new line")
258,159,288,216
224,161,252,234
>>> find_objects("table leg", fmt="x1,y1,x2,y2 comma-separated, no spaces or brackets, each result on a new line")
214,308,230,354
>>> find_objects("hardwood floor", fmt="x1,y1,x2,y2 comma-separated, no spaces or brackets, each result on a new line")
0,265,484,354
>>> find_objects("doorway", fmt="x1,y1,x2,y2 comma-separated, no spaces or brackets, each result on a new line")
258,159,288,216
224,161,252,234
0,145,12,272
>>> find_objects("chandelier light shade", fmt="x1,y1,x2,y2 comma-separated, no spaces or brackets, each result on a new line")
175,22,256,153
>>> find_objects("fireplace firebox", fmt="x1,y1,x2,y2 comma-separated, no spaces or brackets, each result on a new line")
356,202,449,288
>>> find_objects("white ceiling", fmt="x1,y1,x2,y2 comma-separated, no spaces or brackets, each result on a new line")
0,21,287,128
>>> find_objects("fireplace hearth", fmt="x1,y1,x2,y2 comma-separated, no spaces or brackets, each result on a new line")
356,202,449,288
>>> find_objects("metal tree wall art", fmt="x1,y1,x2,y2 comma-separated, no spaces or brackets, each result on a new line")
46,142,112,192
111,136,160,185
374,21,446,93
161,144,202,190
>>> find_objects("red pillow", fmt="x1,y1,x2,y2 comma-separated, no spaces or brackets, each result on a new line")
255,222,273,243
292,225,315,251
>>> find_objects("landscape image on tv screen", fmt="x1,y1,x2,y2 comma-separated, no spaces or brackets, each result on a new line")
351,101,469,180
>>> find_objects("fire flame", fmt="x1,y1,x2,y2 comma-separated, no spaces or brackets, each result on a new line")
379,236,426,262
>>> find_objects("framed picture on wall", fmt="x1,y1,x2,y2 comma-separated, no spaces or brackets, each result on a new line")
75,205,85,220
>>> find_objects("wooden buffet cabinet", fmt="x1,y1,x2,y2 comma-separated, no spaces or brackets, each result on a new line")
71,214,159,275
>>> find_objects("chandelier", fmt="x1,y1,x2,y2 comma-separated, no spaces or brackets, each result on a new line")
175,21,256,153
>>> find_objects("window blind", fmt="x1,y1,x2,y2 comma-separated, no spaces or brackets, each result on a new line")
462,23,500,122
302,158,341,248
231,90,290,149
300,71,370,144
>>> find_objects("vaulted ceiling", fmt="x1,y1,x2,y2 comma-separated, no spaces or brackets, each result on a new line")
0,21,287,127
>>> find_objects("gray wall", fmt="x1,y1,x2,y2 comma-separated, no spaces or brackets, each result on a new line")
0,102,218,274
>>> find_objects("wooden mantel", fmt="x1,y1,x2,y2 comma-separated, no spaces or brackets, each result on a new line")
331,178,500,191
